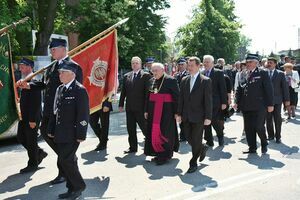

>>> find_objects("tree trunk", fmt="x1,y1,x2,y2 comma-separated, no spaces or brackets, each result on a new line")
33,0,58,55
65,0,80,50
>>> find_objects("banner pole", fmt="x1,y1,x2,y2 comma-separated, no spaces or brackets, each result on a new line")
0,17,29,36
23,18,128,82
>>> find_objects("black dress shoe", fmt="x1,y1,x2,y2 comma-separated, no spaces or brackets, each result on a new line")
267,137,274,141
20,165,38,174
50,176,66,185
94,145,107,151
38,150,48,165
67,190,83,200
179,138,187,142
261,145,268,154
242,150,257,154
199,145,208,162
187,165,198,173
276,139,281,144
58,190,82,199
206,141,214,147
124,149,137,154
58,190,72,199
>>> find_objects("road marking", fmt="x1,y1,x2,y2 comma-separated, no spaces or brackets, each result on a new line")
159,170,287,200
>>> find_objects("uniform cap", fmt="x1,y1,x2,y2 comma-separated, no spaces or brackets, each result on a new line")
58,60,77,73
145,57,155,64
49,38,67,48
177,58,186,64
19,57,34,67
245,53,259,61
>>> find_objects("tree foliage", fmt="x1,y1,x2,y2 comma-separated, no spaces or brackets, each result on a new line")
0,0,170,67
175,0,241,63
0,0,33,55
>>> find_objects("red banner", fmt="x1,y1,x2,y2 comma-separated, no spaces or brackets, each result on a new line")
72,30,118,114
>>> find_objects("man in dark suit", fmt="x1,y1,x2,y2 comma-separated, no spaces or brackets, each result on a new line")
178,56,212,173
17,57,47,173
174,58,189,142
119,56,151,153
90,97,113,151
47,61,89,200
266,57,290,143
203,55,227,146
17,38,83,184
277,54,285,70
235,54,274,154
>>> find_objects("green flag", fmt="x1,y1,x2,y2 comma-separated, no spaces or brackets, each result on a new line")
0,34,18,137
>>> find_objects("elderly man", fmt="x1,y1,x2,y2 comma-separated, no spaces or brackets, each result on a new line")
17,57,47,173
144,63,180,165
48,60,89,199
178,56,212,173
235,54,274,154
203,55,227,147
119,56,151,153
17,38,83,184
266,57,290,143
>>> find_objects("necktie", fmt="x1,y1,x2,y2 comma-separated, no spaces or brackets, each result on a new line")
205,70,210,77
54,86,66,114
190,76,195,92
269,70,273,78
133,73,137,82
58,86,66,103
247,70,252,81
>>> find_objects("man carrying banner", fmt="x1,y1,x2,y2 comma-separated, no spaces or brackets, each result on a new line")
17,38,83,184
144,62,180,165
17,57,47,173
47,61,89,199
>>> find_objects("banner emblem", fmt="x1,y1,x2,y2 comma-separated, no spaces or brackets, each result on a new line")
88,57,108,88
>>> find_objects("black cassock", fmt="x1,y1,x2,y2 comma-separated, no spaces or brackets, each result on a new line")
144,74,180,160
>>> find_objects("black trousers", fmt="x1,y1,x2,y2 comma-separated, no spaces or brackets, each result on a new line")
17,120,39,167
266,104,282,140
183,121,205,167
89,110,110,147
40,116,64,177
243,109,268,151
126,110,146,151
57,142,85,191
204,107,224,142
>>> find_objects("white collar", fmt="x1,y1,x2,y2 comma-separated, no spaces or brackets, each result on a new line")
191,71,200,79
133,69,141,75
58,55,69,64
180,70,186,75
64,79,75,89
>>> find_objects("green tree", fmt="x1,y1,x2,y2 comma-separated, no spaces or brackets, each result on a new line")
57,0,170,68
0,0,32,55
237,34,251,60
175,0,241,63
1,0,170,66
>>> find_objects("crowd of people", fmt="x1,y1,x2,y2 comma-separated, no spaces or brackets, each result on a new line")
12,37,300,199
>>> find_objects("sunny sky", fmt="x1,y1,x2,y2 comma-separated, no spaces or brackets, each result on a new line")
163,0,300,55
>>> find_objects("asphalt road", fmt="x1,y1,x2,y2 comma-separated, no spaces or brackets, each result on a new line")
0,109,300,200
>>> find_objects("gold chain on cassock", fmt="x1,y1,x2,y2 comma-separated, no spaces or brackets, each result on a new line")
150,74,165,94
